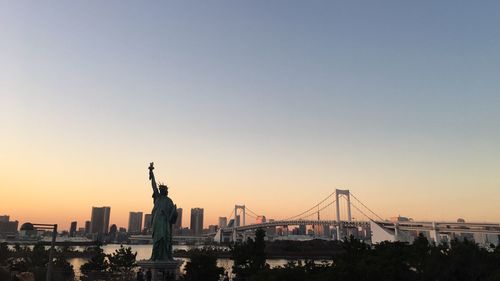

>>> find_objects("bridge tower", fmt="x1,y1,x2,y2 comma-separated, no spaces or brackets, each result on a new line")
234,205,246,227
335,189,352,240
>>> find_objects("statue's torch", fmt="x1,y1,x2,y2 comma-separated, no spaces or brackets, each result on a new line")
149,162,154,180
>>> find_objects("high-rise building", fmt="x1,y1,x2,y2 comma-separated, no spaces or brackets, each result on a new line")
266,219,276,237
0,215,18,237
144,214,152,231
128,212,143,234
90,207,111,234
298,224,306,235
84,221,91,234
208,225,218,233
190,208,204,236
175,208,183,229
218,217,227,228
77,227,85,235
109,224,118,241
256,216,266,224
69,221,77,237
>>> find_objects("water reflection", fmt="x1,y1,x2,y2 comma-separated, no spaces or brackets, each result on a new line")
68,244,291,279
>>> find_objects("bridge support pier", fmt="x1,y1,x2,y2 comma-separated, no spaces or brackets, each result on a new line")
429,222,441,244
394,223,400,242
234,205,246,227
335,189,352,240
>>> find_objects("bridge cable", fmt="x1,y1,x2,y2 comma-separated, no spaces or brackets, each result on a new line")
349,192,384,221
245,212,258,219
285,191,336,220
350,201,375,221
227,209,234,222
245,207,261,217
298,199,338,220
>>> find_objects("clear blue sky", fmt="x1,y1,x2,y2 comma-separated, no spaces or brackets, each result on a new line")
1,1,499,228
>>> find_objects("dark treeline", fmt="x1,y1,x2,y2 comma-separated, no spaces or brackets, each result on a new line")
222,230,500,281
3,231,500,281
0,243,136,281
0,243,74,281
251,237,500,281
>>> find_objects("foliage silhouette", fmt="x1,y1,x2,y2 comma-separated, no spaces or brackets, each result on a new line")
182,248,224,281
240,234,500,281
107,245,137,273
232,228,268,280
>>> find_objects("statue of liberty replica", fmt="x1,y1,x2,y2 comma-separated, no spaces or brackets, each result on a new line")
149,162,178,260
138,163,181,280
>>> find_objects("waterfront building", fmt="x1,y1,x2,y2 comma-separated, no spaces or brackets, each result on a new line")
208,225,218,233
69,221,77,237
256,216,266,224
190,208,204,236
144,214,152,232
218,217,227,228
175,208,183,229
128,212,143,234
90,206,111,234
0,216,18,238
84,220,91,234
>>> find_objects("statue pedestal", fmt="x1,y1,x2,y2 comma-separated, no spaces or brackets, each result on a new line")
137,259,183,281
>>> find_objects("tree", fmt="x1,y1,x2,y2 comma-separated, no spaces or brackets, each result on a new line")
107,245,137,273
13,244,22,253
183,248,224,281
0,242,12,264
30,243,48,268
232,228,268,280
80,245,109,280
249,228,266,272
51,251,75,281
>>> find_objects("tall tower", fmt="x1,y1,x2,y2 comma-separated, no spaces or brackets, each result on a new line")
175,208,183,229
143,214,152,231
128,212,143,234
90,206,111,234
69,221,77,237
190,208,204,236
234,205,246,226
335,189,351,240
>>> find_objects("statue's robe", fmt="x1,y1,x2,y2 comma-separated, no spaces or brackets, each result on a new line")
150,193,177,260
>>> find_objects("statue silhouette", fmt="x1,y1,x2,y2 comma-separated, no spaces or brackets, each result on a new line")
148,163,177,260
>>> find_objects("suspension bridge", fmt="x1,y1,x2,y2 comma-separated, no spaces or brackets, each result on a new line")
213,189,500,246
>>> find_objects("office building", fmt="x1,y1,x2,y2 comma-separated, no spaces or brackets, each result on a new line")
218,217,227,228
84,221,91,234
256,216,266,224
90,206,111,234
69,221,77,237
175,208,183,229
298,224,306,235
0,215,18,237
190,208,204,236
208,225,218,233
144,214,152,231
128,212,143,234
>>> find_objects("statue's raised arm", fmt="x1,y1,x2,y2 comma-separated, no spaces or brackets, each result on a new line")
149,162,159,196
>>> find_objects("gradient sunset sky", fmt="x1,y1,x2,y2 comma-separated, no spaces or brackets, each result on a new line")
1,1,500,231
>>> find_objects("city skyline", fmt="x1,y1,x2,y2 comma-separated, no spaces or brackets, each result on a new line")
1,1,500,230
